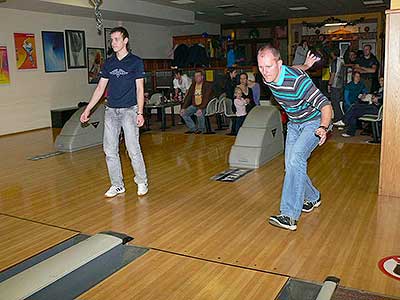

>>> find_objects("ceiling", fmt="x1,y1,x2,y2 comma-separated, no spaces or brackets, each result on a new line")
143,0,390,24
0,0,390,25
0,0,195,26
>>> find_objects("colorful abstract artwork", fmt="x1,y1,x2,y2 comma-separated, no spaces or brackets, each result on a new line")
42,31,67,73
14,33,37,70
0,46,10,84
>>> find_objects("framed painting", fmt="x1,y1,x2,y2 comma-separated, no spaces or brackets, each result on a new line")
87,47,105,84
65,30,87,68
42,31,67,73
14,33,37,69
0,46,10,84
104,27,113,58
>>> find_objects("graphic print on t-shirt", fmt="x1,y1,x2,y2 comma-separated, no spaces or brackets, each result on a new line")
109,68,129,78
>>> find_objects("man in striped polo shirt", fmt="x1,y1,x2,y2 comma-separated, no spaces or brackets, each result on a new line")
257,46,332,231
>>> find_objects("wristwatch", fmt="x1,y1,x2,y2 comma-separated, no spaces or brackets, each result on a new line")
137,112,143,115
319,124,332,132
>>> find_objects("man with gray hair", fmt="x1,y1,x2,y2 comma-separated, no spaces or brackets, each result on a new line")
257,46,332,231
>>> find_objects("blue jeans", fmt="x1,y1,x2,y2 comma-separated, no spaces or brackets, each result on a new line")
344,103,379,136
103,105,147,187
280,119,321,220
235,115,246,134
181,105,205,132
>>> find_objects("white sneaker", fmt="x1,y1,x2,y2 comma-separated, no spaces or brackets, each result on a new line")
137,183,148,196
341,133,352,138
105,186,125,198
333,120,345,126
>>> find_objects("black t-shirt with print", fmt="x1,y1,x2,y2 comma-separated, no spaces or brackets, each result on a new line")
100,53,145,108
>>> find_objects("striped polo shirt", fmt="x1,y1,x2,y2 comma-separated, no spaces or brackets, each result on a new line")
266,65,330,123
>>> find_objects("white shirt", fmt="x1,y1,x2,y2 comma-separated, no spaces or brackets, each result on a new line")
173,74,192,94
293,45,308,65
234,97,247,117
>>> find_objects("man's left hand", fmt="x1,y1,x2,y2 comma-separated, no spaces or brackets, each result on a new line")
304,51,321,69
137,114,145,127
315,127,328,146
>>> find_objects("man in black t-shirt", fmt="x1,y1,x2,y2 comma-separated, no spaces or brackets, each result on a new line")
80,27,148,198
354,45,379,92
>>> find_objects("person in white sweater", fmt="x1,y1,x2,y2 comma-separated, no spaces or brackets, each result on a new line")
292,40,309,65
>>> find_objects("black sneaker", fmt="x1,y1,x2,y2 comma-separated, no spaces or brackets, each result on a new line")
269,214,297,231
302,198,321,213
184,130,195,134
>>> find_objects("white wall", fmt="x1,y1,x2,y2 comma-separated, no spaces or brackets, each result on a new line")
0,7,173,135
0,7,220,135
170,21,221,36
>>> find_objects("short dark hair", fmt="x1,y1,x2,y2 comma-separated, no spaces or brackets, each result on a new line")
110,26,130,51
239,72,248,79
364,44,372,50
227,67,236,74
195,69,204,77
331,49,340,57
173,69,183,76
353,70,361,77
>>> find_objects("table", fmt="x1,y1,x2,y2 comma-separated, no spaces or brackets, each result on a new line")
144,102,181,131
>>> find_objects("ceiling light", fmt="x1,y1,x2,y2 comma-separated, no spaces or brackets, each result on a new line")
196,11,205,15
324,22,348,27
224,12,243,16
363,0,384,4
170,0,195,4
216,4,236,9
250,14,268,17
289,6,309,11
240,20,247,24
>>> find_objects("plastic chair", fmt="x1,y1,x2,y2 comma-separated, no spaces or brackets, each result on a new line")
204,97,217,134
148,93,163,105
358,106,383,144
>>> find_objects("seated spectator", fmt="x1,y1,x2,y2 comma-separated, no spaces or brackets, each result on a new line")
234,87,247,135
237,72,255,113
173,69,191,98
292,40,309,65
180,70,213,134
339,76,384,137
341,71,369,114
247,72,261,106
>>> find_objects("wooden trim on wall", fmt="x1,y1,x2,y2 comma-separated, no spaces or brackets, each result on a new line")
379,9,400,197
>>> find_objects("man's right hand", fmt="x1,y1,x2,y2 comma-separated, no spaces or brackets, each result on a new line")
80,109,90,123
180,109,185,116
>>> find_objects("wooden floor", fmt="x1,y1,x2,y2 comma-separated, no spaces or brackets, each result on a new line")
0,128,399,298
0,215,77,272
80,250,288,300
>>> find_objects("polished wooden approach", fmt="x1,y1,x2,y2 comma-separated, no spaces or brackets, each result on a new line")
0,129,399,298
0,215,77,272
80,250,288,300
379,9,400,198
